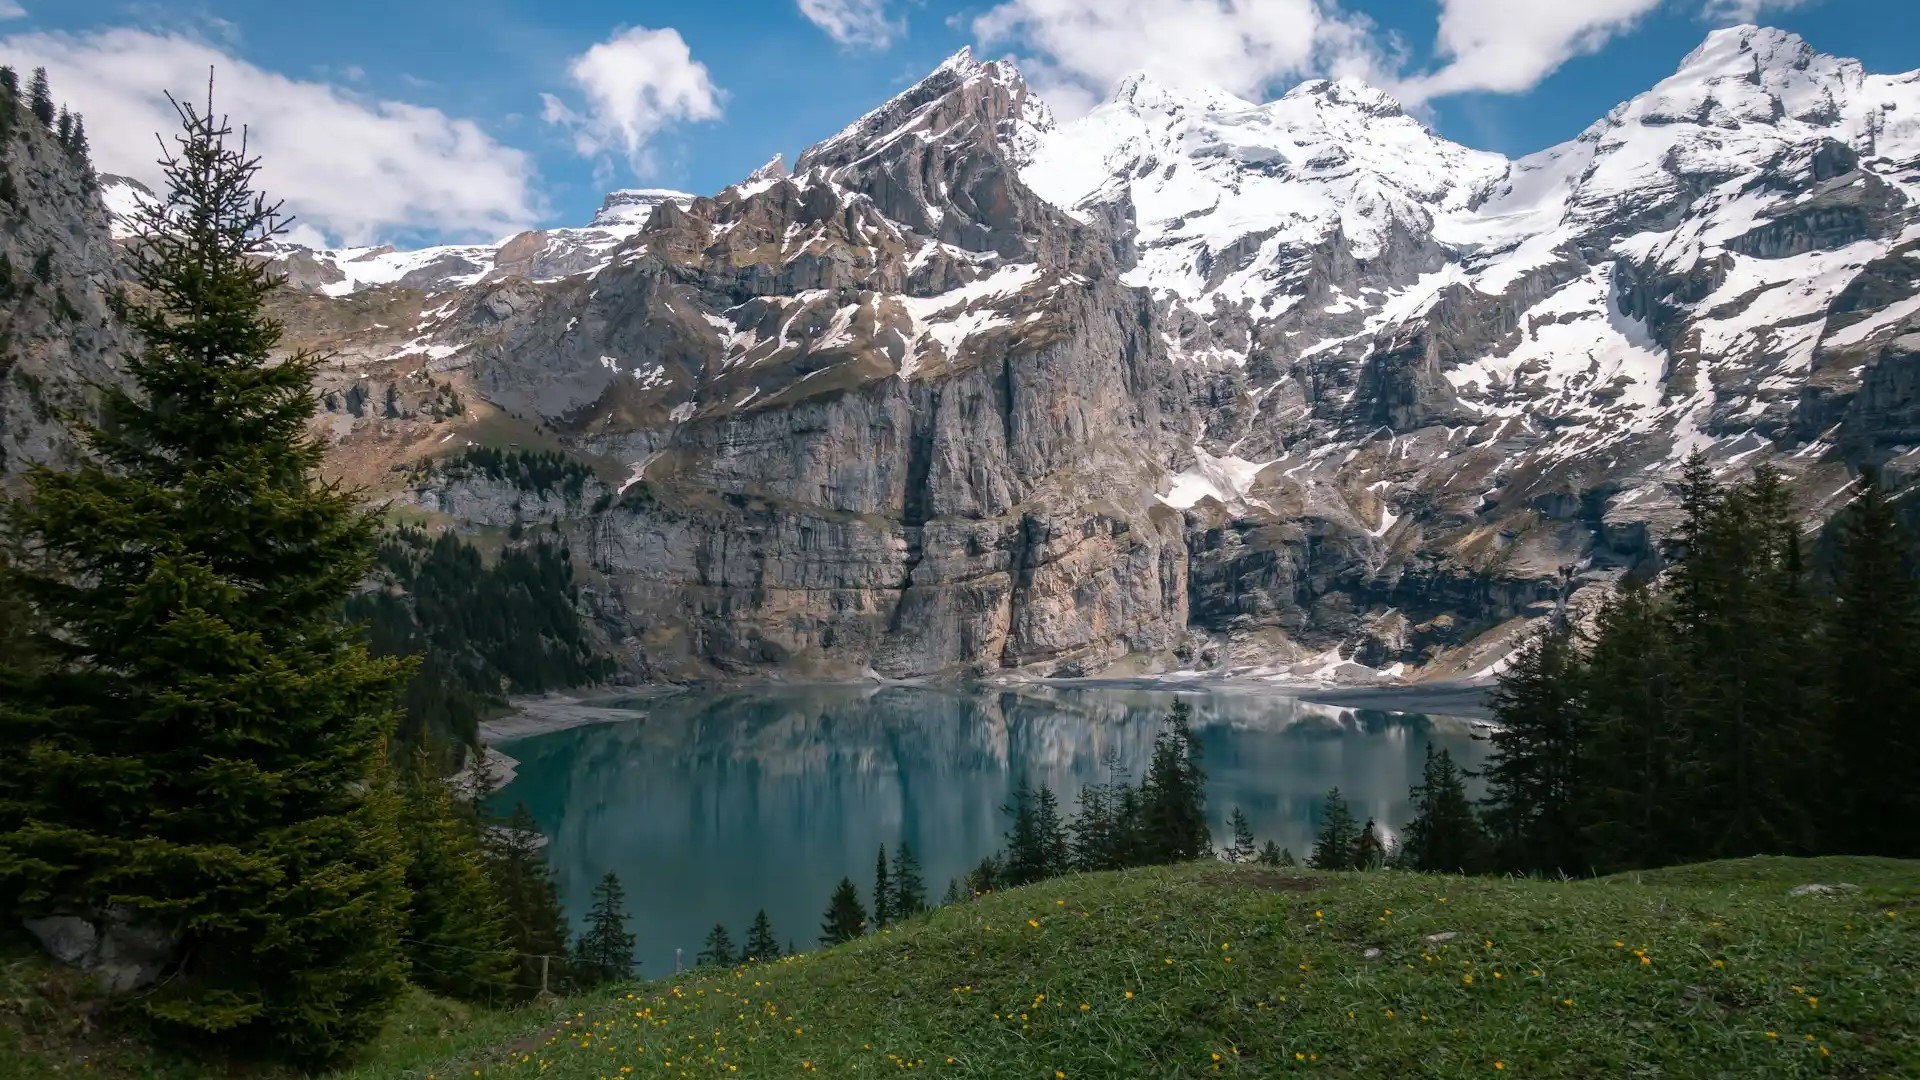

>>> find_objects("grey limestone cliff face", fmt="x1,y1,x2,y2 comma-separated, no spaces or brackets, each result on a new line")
0,103,131,489
373,53,1200,681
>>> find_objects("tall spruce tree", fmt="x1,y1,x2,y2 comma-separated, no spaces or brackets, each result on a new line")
1824,472,1920,856
892,841,927,918
698,923,736,968
1223,807,1257,863
486,803,572,997
397,748,514,1002
872,845,893,928
819,878,867,945
1068,751,1124,871
0,86,410,1064
574,872,636,986
26,67,51,127
1676,468,1823,858
1397,745,1486,874
743,910,781,963
1575,585,1689,872
1139,701,1210,862
1308,788,1360,870
1480,623,1587,875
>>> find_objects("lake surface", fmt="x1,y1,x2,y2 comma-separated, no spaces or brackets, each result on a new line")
492,684,1488,975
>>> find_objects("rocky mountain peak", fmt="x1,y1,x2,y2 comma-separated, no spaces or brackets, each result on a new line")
589,188,695,229
1110,72,1252,115
1282,77,1406,119
745,153,789,183
795,46,1052,176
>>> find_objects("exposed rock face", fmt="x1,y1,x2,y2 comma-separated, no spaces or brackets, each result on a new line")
14,26,1920,685
0,105,132,489
23,908,178,994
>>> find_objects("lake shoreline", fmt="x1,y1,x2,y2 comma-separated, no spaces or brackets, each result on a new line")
479,677,1497,750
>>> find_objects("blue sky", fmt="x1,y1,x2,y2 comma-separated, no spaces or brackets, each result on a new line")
4,0,1914,247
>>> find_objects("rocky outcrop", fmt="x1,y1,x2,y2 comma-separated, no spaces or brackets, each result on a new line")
0,98,131,488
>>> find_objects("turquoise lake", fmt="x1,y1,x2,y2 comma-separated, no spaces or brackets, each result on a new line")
492,684,1488,974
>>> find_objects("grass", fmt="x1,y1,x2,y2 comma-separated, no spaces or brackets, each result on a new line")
0,944,543,1080
4,857,1916,1079
439,857,1918,1080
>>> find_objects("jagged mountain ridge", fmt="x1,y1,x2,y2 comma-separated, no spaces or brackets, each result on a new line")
45,26,1920,683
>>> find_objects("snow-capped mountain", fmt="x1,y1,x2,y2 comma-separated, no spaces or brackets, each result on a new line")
96,174,695,296
45,25,1920,685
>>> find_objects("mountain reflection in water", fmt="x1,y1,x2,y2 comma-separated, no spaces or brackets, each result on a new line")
495,684,1488,974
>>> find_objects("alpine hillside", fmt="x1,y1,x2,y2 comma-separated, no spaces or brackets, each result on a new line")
42,24,1920,684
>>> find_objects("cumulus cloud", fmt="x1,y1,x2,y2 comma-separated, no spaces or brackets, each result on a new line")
970,0,1767,113
1703,0,1810,21
1393,0,1664,103
0,3,26,21
797,0,900,49
0,27,541,247
539,25,723,181
972,0,1387,118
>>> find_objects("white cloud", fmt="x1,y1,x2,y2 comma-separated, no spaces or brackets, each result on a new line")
797,0,900,49
0,3,26,21
972,0,1386,118
0,27,541,247
540,25,723,181
1703,0,1809,21
1394,0,1663,103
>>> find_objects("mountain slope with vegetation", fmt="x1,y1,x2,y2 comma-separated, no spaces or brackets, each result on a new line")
7,856,1916,1080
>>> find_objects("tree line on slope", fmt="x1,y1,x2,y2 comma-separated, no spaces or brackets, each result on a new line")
347,525,613,759
1463,454,1920,876
0,66,96,194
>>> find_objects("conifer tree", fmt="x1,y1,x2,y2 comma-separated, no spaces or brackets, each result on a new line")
941,879,965,906
55,106,70,147
1069,752,1122,871
1308,788,1359,870
0,85,409,1064
1111,782,1145,868
1677,468,1822,858
27,67,51,127
1002,783,1053,885
1480,624,1587,874
1355,819,1387,869
1035,785,1071,876
1223,807,1257,863
698,923,736,968
872,845,892,928
1139,701,1210,862
487,803,572,997
574,872,636,986
0,557,35,674
1398,745,1486,874
0,66,16,97
743,910,781,963
892,841,927,918
1575,586,1688,872
397,748,514,1002
819,878,867,945
1824,471,1919,856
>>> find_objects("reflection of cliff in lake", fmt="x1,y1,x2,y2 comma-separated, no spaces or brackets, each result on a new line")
497,686,1487,973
